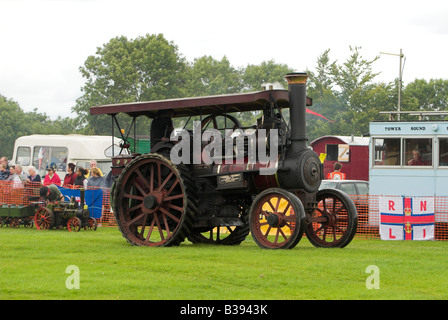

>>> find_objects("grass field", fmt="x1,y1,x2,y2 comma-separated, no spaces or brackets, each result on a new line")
1,227,447,300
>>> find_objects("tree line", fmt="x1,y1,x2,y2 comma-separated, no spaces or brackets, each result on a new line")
2,34,448,159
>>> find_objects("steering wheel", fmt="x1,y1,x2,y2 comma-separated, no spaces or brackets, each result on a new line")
201,113,243,133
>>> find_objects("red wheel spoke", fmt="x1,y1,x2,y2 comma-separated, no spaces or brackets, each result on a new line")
282,203,291,215
162,213,171,237
153,214,165,241
135,168,151,192
145,215,156,241
150,164,154,192
267,199,276,212
128,212,147,226
165,178,180,197
165,203,183,213
164,194,184,201
132,176,148,197
159,207,180,223
158,171,174,191
263,226,271,238
128,203,143,213
124,193,144,201
157,162,162,187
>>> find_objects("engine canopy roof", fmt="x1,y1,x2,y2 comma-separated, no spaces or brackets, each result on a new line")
89,90,312,119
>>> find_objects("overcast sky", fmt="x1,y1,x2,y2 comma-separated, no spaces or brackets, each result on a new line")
2,0,448,119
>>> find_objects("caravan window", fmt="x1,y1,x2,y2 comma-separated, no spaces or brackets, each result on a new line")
32,146,68,171
326,144,350,162
15,146,31,166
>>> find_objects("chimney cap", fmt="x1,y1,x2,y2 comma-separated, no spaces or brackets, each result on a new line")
284,72,308,84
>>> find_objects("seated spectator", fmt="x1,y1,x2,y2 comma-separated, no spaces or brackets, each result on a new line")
74,167,88,188
0,163,10,180
63,163,76,186
14,164,28,182
43,166,61,186
86,160,103,178
27,165,42,184
9,164,26,192
0,156,9,171
87,167,104,187
6,165,15,181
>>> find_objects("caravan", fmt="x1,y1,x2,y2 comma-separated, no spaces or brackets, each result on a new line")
11,134,121,179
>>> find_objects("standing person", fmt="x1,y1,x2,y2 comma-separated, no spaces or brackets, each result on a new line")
327,162,346,180
26,166,42,183
63,163,76,186
74,167,88,188
43,166,61,186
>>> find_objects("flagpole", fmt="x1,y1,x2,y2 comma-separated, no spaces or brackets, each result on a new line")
380,49,405,121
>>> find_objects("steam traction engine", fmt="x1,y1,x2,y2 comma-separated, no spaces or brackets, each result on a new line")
90,73,358,249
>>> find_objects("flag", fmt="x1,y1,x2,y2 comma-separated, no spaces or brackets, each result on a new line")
306,108,334,122
380,196,435,240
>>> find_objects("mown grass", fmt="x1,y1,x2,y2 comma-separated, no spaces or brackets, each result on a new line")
1,227,447,300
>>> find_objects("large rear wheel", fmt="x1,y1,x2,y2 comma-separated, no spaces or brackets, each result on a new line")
113,153,197,247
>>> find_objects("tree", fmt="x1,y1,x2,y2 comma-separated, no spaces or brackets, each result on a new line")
242,60,293,91
306,47,385,141
185,55,243,97
0,95,28,159
330,46,380,109
73,34,188,134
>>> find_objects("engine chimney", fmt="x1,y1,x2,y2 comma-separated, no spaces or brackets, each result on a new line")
277,72,322,193
284,72,309,154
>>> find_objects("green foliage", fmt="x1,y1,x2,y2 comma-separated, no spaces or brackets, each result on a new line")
0,97,78,159
185,55,243,96
242,59,294,91
73,34,187,135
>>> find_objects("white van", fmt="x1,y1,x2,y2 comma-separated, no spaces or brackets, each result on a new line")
12,134,121,178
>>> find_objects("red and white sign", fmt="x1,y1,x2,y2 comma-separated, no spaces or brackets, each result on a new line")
380,196,435,240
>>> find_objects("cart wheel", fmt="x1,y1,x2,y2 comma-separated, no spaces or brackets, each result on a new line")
67,217,82,232
24,218,34,228
10,218,20,228
113,153,198,247
305,188,358,248
249,188,305,249
85,217,98,231
34,207,55,230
